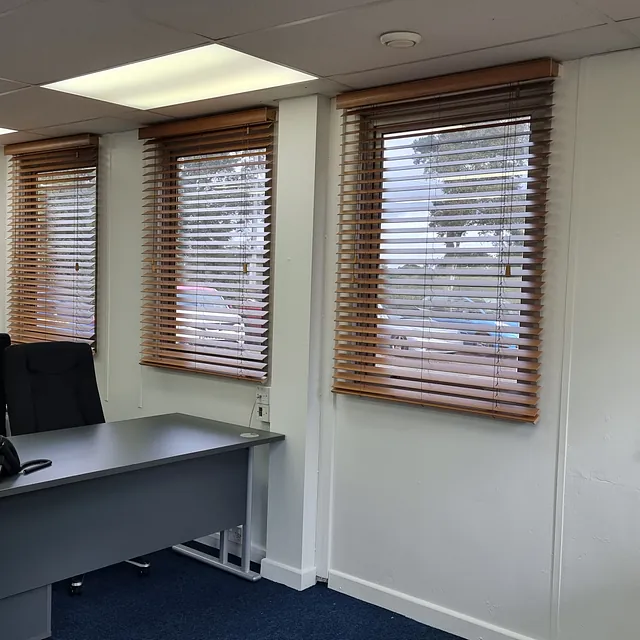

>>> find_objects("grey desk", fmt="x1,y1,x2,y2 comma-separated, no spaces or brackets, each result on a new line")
0,413,284,640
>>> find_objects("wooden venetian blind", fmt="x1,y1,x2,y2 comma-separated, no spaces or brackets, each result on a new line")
6,134,99,348
139,108,274,380
334,60,558,422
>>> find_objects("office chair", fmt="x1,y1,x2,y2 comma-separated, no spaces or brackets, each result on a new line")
0,333,11,437
4,341,151,595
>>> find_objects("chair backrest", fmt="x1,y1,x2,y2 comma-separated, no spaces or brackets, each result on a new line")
5,342,104,436
0,333,11,436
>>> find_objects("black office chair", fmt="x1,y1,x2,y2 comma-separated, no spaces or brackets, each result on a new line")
0,333,11,437
4,341,151,594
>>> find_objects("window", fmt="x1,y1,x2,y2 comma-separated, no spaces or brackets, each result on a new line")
6,135,99,348
140,108,274,380
333,60,558,422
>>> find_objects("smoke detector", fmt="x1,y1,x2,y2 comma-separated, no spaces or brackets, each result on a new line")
380,31,422,49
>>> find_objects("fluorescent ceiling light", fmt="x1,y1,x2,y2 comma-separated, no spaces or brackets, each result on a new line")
0,128,17,135
44,44,317,110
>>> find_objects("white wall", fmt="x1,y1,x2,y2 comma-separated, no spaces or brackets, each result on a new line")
322,49,640,640
262,95,330,589
558,50,640,640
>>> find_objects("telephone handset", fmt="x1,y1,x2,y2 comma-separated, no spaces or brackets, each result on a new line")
0,435,52,477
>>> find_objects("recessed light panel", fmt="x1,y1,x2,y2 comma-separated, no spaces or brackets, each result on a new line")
44,44,317,110
0,128,17,135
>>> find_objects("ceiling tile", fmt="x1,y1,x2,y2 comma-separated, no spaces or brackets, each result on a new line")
576,0,640,21
98,0,382,40
331,24,640,88
0,78,27,95
154,78,350,118
0,0,33,15
0,131,45,145
128,111,174,125
617,17,640,37
0,0,208,85
28,111,173,136
28,117,142,137
223,0,606,77
0,88,135,130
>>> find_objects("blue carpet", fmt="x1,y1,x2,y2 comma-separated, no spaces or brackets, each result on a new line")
52,548,460,640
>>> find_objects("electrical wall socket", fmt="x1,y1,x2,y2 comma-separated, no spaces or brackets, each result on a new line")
256,386,270,423
257,403,270,422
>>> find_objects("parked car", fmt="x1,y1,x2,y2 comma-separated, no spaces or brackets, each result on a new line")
176,286,245,346
377,303,453,351
416,296,519,348
377,296,519,352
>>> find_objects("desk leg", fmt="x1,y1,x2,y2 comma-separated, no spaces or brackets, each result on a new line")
173,447,260,582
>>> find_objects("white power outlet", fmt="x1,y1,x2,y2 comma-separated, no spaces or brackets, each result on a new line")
257,404,270,422
256,387,270,423
256,387,269,405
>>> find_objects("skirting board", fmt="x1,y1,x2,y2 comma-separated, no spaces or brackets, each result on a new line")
197,534,265,565
328,570,537,640
261,557,317,591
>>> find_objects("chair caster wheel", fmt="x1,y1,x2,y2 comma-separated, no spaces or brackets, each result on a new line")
138,566,150,577
69,585,82,596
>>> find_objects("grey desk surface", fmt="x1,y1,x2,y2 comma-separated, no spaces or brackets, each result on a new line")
0,413,284,499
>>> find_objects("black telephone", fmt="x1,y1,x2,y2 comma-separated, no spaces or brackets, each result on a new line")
0,435,52,477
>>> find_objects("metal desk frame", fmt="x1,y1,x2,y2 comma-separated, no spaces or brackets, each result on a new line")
173,446,259,581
